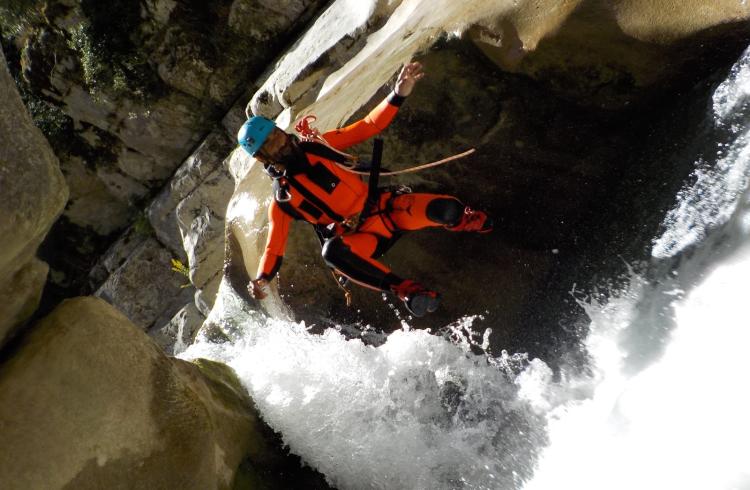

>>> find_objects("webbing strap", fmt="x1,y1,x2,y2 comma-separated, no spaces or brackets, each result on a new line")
297,141,357,167
272,179,304,220
284,174,346,223
360,138,383,224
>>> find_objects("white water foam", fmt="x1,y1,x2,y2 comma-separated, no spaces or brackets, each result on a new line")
523,244,750,490
652,46,750,259
651,129,750,259
182,313,549,490
186,35,750,490
713,46,750,125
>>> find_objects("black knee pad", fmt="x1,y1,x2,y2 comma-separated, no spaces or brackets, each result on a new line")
321,236,400,291
321,236,346,269
426,198,464,226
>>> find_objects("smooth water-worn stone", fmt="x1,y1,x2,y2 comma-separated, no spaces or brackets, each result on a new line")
248,0,400,119
0,46,68,344
471,0,750,107
0,259,49,337
0,296,329,490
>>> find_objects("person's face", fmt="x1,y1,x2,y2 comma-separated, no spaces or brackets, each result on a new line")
256,128,296,170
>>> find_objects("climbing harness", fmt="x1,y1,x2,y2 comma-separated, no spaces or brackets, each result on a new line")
276,115,475,306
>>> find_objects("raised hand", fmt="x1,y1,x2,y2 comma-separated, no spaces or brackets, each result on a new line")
394,61,425,97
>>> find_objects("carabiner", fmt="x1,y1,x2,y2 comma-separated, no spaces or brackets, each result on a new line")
276,186,292,203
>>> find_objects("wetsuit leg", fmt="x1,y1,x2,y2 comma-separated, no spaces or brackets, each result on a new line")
321,194,466,293
388,193,464,230
321,233,402,291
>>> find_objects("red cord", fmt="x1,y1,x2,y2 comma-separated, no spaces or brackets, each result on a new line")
294,115,322,142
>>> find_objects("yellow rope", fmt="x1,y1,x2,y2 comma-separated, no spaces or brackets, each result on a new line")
331,270,353,307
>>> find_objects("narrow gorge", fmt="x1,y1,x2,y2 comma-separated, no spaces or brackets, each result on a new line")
2,1,749,488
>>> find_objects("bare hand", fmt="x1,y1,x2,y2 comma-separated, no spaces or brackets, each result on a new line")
394,61,425,97
248,278,269,300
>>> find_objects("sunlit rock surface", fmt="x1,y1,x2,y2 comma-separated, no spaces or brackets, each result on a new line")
0,296,329,490
149,302,205,355
148,131,234,257
0,46,68,345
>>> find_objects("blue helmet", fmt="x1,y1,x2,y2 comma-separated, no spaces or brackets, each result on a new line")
237,116,276,156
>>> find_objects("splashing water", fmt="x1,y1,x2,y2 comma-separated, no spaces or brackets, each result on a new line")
522,46,750,490
183,310,551,490
522,242,750,490
653,45,750,259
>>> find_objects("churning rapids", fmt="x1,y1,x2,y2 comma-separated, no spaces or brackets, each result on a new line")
180,47,750,490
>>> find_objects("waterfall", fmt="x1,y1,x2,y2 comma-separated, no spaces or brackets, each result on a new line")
523,45,750,490
181,47,750,490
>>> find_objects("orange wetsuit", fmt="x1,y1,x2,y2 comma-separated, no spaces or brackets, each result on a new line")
257,92,468,292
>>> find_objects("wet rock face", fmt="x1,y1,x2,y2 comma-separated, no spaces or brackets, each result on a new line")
0,296,330,490
0,46,68,346
149,302,205,355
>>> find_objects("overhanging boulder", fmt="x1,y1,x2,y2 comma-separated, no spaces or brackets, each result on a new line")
0,45,68,346
0,296,329,489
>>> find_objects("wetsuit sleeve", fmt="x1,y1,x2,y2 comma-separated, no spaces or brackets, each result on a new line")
322,91,406,150
256,201,292,281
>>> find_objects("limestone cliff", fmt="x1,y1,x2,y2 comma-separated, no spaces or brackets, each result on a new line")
2,0,329,337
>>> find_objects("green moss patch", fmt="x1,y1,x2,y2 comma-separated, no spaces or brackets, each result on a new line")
68,0,162,101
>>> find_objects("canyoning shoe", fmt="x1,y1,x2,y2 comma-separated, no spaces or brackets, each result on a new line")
406,292,441,317
392,280,441,317
447,207,493,233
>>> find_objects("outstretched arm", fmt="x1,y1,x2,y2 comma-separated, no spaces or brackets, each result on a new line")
322,61,425,150
249,201,292,300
